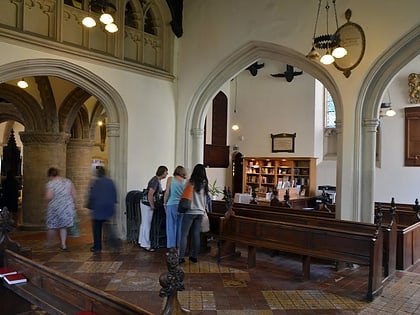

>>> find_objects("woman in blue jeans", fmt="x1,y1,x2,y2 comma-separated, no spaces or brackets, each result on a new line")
179,164,209,263
163,165,187,248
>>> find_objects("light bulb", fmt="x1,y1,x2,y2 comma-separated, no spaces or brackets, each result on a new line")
17,79,28,89
320,53,335,65
232,124,239,131
332,46,347,58
105,23,118,33
386,108,396,117
100,13,114,25
82,16,96,28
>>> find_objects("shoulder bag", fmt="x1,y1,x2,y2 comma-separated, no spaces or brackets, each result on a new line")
178,182,194,213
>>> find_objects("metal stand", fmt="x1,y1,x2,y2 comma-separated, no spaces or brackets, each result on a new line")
159,248,190,315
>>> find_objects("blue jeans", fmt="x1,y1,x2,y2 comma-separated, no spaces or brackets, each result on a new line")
166,204,183,248
179,214,203,259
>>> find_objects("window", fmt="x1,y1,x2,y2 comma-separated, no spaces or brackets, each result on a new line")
325,90,336,128
323,88,337,159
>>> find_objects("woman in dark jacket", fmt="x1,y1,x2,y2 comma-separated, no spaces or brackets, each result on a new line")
88,166,117,253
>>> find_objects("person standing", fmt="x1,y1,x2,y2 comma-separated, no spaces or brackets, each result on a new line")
1,170,20,224
138,165,168,252
179,164,209,264
45,167,77,250
87,166,118,253
163,165,187,248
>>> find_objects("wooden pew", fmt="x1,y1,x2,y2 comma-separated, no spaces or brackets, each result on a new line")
211,200,395,280
214,213,383,301
212,200,335,219
2,249,153,315
375,200,420,270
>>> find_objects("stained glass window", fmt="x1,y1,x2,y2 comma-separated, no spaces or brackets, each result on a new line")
325,90,336,128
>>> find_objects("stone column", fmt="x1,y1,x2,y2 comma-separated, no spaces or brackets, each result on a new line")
190,128,205,167
66,139,94,211
19,132,70,229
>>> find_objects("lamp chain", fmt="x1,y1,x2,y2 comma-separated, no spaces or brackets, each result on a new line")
333,0,339,30
312,0,322,42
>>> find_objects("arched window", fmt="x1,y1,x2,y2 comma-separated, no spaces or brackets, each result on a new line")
324,88,337,159
325,90,336,129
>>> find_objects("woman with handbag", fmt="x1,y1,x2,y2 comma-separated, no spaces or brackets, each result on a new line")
138,165,168,252
178,164,209,264
163,165,187,249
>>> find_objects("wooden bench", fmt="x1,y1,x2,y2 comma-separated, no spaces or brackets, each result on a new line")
243,203,397,276
375,201,420,270
213,213,383,301
212,200,335,218
2,249,153,315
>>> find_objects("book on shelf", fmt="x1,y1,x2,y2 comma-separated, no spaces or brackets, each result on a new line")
3,273,27,284
0,267,17,278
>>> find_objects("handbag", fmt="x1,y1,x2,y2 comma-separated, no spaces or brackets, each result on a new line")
68,213,80,238
178,182,194,213
201,211,210,233
141,188,149,205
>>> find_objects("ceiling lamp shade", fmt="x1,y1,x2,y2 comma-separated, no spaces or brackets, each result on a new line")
380,91,396,117
307,0,347,65
82,16,96,28
82,0,117,33
99,13,114,25
17,79,28,89
385,108,396,117
105,23,118,33
320,51,335,65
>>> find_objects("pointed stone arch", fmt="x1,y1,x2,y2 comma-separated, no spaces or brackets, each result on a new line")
356,24,420,223
0,58,128,237
0,83,45,131
184,40,343,183
59,86,92,134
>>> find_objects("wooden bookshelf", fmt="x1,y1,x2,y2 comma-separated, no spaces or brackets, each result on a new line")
242,157,317,197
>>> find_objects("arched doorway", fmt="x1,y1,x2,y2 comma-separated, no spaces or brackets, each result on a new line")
183,41,343,215
0,59,128,238
357,25,420,223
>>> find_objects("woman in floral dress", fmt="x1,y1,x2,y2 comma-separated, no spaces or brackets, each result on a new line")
45,167,77,250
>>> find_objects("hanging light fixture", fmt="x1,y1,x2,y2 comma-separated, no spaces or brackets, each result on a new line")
307,0,347,65
82,0,118,33
17,78,28,89
380,90,396,117
232,78,239,131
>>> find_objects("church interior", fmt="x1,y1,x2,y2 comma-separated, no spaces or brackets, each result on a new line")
0,0,420,314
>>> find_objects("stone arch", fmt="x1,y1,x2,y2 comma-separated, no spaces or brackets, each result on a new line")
0,58,128,237
0,83,45,131
356,24,420,223
59,86,92,134
185,39,342,168
34,76,58,133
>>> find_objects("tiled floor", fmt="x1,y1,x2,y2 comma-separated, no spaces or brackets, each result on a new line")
6,210,420,314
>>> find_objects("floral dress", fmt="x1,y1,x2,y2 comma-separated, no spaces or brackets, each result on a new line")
46,178,75,229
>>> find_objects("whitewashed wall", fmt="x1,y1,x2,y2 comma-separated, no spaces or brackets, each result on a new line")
0,41,177,193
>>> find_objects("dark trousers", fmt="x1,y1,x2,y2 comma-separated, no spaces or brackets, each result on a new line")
92,219,106,251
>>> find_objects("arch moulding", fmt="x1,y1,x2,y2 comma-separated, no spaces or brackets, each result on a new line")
184,40,346,217
356,24,420,223
0,58,129,238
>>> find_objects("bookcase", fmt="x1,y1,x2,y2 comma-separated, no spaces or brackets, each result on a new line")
243,157,317,197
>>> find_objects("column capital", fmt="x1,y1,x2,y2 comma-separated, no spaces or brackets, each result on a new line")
190,128,204,137
107,123,120,137
363,119,380,133
19,131,71,145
